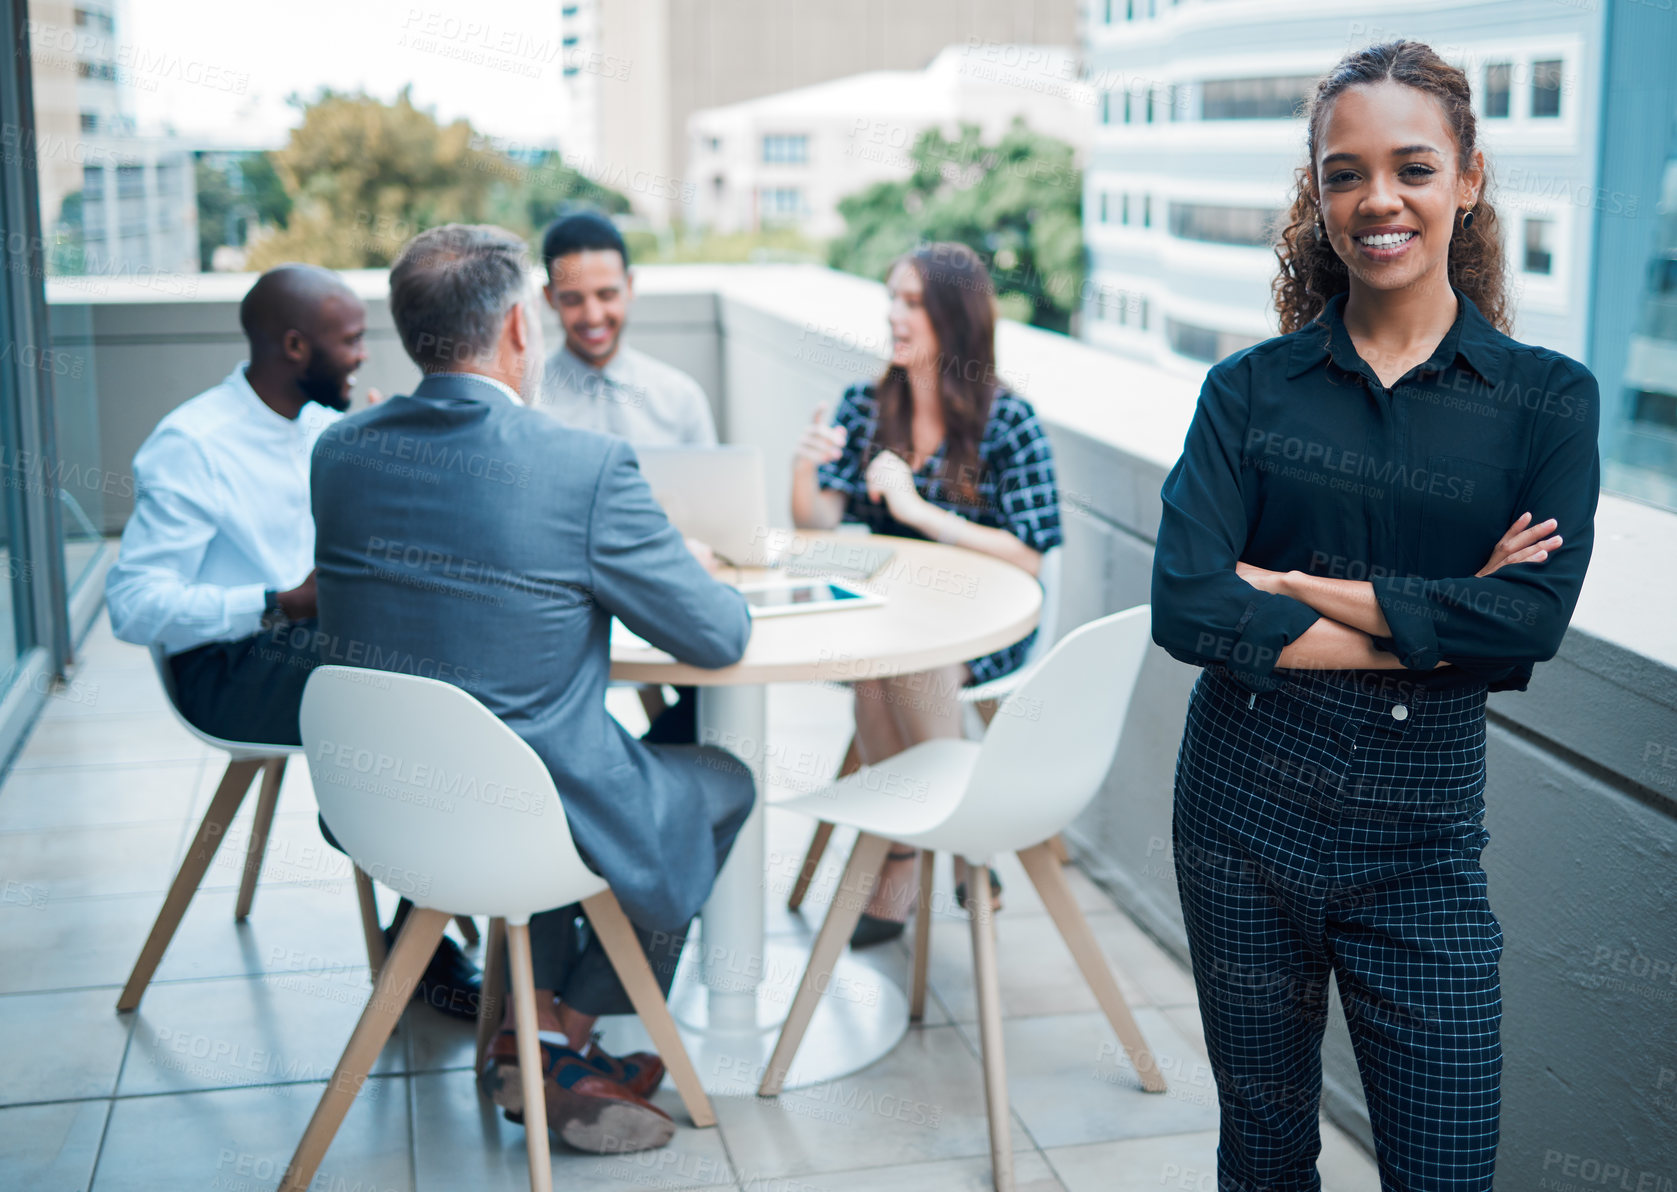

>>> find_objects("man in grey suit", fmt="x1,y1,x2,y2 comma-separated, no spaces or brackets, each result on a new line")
310,224,754,1152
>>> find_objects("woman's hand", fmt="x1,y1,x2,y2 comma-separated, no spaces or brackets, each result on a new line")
1235,560,1290,595
1478,512,1561,577
794,403,847,469
865,450,928,523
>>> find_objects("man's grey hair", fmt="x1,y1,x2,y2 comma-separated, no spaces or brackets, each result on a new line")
388,224,535,370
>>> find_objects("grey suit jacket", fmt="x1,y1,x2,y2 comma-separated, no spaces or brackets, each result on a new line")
310,373,752,931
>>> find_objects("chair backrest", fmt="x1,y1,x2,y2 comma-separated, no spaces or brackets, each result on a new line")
149,643,297,759
298,666,607,920
936,605,1152,859
1019,545,1065,668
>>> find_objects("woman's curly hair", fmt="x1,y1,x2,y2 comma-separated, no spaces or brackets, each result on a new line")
1272,40,1510,336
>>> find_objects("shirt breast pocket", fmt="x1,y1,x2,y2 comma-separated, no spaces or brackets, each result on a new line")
1416,454,1521,578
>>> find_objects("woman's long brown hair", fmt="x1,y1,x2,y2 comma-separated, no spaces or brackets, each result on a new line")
872,242,998,507
1273,40,1510,335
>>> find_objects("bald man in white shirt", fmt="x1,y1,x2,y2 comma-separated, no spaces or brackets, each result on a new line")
106,264,368,744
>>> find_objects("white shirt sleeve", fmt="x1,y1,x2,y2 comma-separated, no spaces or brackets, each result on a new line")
104,427,268,649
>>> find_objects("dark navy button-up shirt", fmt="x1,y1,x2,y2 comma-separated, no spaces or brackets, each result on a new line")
1151,289,1600,694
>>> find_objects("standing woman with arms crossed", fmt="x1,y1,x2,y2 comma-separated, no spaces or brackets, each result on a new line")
1151,42,1599,1190
792,242,1063,945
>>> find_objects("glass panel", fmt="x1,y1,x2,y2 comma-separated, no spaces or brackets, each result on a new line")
1165,317,1260,364
1605,158,1677,507
1200,75,1316,120
1532,59,1564,119
0,229,33,691
1523,218,1555,275
40,302,105,595
1169,201,1278,247
1484,63,1512,118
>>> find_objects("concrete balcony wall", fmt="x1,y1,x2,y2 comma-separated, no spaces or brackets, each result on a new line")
53,264,1677,1185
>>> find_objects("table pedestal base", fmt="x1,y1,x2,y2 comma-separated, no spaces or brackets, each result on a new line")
593,939,909,1095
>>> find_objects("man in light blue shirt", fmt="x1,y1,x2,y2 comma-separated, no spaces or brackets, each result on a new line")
107,264,367,743
108,264,486,1022
538,211,717,447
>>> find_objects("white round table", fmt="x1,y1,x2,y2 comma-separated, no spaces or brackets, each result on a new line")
602,530,1042,1093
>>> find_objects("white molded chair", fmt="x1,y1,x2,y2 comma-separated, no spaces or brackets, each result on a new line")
279,666,715,1192
786,545,1067,910
118,646,389,1010
757,606,1166,1192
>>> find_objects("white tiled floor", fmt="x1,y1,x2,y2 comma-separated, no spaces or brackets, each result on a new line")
0,615,1382,1190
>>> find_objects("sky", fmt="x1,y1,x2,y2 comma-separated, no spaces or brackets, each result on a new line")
117,0,569,148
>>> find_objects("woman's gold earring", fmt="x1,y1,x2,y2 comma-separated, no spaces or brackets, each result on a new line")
1314,216,1326,242
1461,207,1476,231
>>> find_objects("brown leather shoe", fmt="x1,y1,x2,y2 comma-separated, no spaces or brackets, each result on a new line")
479,1031,665,1099
582,1033,666,1099
478,1035,675,1153
544,1058,676,1154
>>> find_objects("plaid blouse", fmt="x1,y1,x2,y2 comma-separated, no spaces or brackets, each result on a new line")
815,382,1063,685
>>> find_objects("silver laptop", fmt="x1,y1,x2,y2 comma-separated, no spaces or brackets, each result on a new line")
634,445,771,566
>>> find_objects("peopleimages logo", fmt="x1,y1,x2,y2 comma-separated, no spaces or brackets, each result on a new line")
312,739,545,815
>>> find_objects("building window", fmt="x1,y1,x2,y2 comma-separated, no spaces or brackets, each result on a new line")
1123,92,1132,124
759,187,804,222
762,134,809,165
1120,193,1131,225
79,112,97,132
1532,59,1563,118
1142,195,1152,228
1103,0,1114,23
1100,92,1112,125
1098,193,1108,223
1139,297,1149,330
1165,85,1176,122
1168,202,1277,247
1166,317,1260,363
1523,218,1555,275
81,164,104,198
1125,0,1135,18
1484,63,1512,118
1145,89,1155,123
1630,389,1677,430
1200,75,1315,120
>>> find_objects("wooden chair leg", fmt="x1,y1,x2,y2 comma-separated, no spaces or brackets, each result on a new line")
1047,834,1070,865
910,848,935,1022
786,735,864,912
787,821,834,912
506,920,555,1192
277,907,448,1192
352,867,386,980
234,757,285,921
759,831,892,1096
117,758,263,1011
1017,843,1166,1093
475,917,509,1072
967,859,1014,1192
581,889,715,1128
454,915,481,946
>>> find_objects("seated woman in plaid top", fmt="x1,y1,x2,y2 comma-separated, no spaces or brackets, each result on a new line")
790,242,1062,946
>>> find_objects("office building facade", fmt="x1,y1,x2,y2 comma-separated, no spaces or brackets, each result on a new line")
1081,0,1677,507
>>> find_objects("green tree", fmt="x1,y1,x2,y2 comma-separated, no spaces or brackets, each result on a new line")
828,119,1084,333
197,152,292,269
247,88,627,270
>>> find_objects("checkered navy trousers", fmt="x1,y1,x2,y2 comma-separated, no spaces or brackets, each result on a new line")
1173,664,1501,1191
